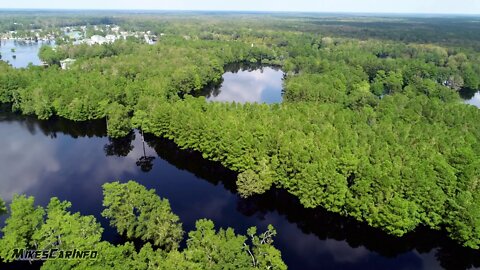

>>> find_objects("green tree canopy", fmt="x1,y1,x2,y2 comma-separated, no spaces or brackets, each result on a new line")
0,181,287,269
102,181,183,251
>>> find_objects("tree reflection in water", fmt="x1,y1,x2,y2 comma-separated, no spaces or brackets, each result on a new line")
1,107,479,270
104,131,135,157
136,130,155,172
144,133,480,270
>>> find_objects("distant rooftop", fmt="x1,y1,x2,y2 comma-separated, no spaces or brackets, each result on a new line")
0,0,479,16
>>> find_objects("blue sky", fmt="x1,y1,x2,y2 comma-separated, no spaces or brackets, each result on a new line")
0,0,479,14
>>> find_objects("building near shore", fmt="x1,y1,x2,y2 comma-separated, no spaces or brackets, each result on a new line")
60,58,76,70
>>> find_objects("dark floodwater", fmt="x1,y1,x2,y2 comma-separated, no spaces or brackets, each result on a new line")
0,39,49,68
202,63,284,104
460,88,480,108
0,112,479,270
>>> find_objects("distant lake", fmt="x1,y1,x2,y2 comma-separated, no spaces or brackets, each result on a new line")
0,109,479,270
201,63,284,104
0,39,52,68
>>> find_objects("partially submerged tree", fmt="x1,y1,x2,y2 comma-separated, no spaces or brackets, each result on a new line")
0,181,287,269
186,219,287,270
0,195,44,262
102,181,183,251
0,197,6,216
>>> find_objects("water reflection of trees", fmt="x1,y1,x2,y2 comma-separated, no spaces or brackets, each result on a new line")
104,131,135,157
193,77,224,99
458,88,479,100
224,62,282,73
144,133,480,270
144,134,238,192
103,129,156,171
238,190,480,270
135,130,155,172
193,61,284,99
0,106,107,138
2,110,479,270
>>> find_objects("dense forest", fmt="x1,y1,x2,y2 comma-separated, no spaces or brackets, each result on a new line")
1,12,480,251
0,181,286,269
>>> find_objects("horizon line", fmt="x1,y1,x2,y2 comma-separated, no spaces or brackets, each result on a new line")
0,8,479,16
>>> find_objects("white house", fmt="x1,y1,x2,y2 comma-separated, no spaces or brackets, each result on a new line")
60,58,76,70
89,35,107,45
105,35,117,43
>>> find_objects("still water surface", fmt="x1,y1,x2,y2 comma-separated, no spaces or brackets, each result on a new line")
1,64,480,269
202,63,284,104
460,88,480,108
0,39,50,68
0,110,479,270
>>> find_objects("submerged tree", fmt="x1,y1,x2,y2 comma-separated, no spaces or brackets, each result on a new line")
32,198,103,251
102,181,183,251
0,181,287,269
0,195,44,262
186,219,287,270
0,198,5,216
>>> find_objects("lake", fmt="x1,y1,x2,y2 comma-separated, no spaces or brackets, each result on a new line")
460,88,480,108
0,39,51,68
0,108,479,270
201,63,284,104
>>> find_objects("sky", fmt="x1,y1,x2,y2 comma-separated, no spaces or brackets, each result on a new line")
0,0,479,15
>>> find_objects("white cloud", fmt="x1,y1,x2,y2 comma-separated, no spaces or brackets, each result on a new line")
0,123,60,201
0,122,141,202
